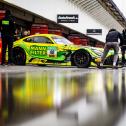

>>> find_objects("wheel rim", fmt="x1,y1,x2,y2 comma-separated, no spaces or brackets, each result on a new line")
74,51,90,66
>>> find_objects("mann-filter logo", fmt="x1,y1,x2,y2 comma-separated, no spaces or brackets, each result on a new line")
30,46,47,55
30,45,57,57
57,14,78,23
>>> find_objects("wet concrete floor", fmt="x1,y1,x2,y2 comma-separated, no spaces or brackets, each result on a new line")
0,66,126,126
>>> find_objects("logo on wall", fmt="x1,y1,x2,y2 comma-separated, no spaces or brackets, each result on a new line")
57,14,78,23
86,29,102,35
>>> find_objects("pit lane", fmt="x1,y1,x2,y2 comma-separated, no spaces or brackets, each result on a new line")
1,65,126,126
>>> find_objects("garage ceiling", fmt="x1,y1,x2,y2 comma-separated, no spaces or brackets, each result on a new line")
68,0,126,29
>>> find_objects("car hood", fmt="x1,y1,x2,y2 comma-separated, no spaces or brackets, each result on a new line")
61,44,103,51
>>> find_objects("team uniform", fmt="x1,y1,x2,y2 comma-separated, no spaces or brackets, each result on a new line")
0,12,16,65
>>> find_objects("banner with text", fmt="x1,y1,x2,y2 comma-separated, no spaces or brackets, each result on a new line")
57,14,78,23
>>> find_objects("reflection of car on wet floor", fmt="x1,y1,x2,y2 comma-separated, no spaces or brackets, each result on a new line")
12,34,114,68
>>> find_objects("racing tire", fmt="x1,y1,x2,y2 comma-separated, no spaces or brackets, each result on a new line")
13,47,26,65
73,49,91,68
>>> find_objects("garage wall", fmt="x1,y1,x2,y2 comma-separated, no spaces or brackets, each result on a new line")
3,0,123,42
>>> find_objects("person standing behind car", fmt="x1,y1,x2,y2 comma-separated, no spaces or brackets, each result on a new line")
0,10,16,65
99,28,123,68
23,28,30,38
120,29,126,65
15,26,23,40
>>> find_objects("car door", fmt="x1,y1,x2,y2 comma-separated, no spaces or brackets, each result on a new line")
24,36,58,59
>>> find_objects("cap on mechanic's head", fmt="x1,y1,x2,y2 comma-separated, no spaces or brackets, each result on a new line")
109,28,116,32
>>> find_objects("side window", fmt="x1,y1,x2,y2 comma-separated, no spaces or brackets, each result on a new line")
33,36,53,44
24,37,33,42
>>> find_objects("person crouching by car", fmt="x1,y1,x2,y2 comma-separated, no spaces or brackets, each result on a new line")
99,28,123,69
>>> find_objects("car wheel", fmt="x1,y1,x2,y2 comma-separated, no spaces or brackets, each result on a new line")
73,49,91,68
13,47,26,65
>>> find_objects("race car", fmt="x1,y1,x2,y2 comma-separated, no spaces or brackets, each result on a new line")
12,34,114,68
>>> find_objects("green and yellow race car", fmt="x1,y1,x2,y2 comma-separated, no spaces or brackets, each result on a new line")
13,34,114,68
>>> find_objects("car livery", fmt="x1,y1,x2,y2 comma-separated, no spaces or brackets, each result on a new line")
13,34,114,68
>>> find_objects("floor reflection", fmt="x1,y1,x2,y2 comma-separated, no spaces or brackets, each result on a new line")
0,68,126,126
1,70,90,125
105,70,126,108
104,70,120,106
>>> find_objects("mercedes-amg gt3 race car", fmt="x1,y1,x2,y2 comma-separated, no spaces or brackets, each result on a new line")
13,34,114,68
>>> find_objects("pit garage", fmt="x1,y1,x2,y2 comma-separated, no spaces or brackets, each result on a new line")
0,0,126,67
0,1,105,48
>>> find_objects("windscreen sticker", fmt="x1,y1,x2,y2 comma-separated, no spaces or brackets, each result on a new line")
47,46,57,57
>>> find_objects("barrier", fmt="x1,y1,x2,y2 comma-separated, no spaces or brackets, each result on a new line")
0,34,2,64
0,10,5,19
0,10,5,64
81,38,88,46
31,24,48,35
68,36,89,45
68,36,81,45
48,29,62,36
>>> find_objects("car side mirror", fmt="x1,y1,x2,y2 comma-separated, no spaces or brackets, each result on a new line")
27,38,32,42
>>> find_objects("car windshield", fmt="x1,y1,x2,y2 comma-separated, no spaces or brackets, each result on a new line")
52,36,73,45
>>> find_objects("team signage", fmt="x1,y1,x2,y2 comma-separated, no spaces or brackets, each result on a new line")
57,14,78,23
86,29,102,35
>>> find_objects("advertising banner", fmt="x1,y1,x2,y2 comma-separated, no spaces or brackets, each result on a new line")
57,14,78,23
86,29,102,35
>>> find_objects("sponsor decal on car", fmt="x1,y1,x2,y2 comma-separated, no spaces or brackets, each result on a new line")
30,45,47,56
47,47,57,57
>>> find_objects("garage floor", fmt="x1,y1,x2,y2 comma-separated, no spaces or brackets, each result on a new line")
0,65,126,126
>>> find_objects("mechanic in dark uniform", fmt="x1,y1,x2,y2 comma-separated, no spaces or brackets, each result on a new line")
0,10,16,65
120,29,126,65
99,28,123,68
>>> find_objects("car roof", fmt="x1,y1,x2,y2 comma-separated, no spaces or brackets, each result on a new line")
27,34,61,38
14,34,64,42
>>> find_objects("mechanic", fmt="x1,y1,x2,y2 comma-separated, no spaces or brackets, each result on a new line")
0,10,16,65
23,28,30,37
120,29,126,65
15,26,23,40
99,28,123,68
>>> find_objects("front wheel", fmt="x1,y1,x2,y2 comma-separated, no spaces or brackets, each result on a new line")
72,49,91,68
13,47,26,65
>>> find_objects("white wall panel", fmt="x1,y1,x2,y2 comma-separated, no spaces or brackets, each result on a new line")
4,0,123,42
113,0,126,17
